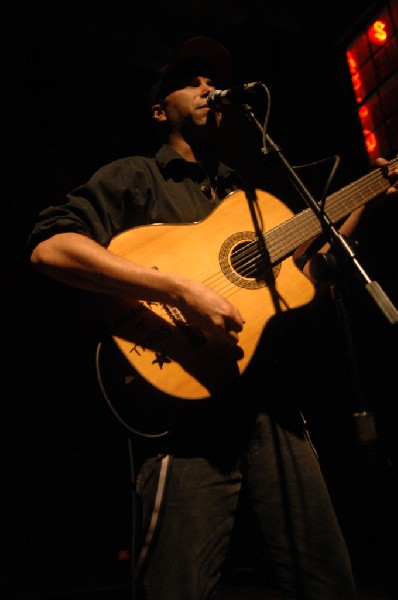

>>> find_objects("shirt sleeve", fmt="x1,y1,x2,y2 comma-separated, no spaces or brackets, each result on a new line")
27,158,147,253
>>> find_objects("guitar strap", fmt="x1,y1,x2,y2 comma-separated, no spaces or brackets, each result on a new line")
135,453,171,577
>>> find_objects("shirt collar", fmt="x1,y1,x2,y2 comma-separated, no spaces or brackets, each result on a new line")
156,143,236,180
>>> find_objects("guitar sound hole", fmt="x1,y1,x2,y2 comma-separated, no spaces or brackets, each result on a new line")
230,240,270,281
219,231,277,289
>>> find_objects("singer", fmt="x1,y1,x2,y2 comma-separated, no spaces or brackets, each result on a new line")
28,36,398,600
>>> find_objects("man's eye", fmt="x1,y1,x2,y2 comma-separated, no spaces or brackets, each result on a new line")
187,77,214,88
176,76,215,89
184,77,200,87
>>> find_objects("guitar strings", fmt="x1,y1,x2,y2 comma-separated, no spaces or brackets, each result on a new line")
198,160,395,300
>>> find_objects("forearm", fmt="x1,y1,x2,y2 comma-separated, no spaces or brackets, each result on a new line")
30,231,188,304
30,231,245,342
317,205,366,255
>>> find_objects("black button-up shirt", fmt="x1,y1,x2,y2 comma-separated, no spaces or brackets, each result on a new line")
28,144,242,251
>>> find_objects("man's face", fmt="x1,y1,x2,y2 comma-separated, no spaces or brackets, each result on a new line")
154,75,222,130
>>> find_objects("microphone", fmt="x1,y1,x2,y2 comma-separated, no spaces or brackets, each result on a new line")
207,82,264,109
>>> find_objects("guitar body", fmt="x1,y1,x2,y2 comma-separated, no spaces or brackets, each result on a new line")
95,158,396,429
99,189,316,401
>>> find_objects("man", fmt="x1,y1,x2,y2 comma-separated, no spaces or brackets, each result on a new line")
28,36,398,599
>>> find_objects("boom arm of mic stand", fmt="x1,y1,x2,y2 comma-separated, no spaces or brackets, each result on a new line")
242,106,398,325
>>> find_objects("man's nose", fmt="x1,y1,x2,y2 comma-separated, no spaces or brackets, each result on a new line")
200,80,216,95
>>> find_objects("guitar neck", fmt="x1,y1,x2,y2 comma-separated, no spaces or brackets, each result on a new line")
267,157,398,263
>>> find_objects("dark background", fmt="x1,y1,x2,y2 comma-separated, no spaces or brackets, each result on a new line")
3,1,398,598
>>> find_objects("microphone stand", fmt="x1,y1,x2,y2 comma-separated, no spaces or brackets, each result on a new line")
241,102,398,425
240,104,398,586
244,106,398,326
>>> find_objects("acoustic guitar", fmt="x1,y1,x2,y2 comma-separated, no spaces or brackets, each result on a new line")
98,159,396,407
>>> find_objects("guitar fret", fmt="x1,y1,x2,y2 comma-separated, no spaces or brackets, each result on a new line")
266,156,398,265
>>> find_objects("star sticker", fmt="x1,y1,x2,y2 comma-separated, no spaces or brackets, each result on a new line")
152,352,172,369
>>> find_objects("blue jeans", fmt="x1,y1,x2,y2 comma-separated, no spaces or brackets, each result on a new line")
133,404,356,600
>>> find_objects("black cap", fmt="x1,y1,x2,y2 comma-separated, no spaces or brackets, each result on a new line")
148,36,231,107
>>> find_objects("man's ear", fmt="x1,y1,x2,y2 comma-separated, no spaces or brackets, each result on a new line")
152,102,167,122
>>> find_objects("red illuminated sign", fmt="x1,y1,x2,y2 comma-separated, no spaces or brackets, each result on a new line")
368,20,388,44
345,0,398,163
347,50,364,103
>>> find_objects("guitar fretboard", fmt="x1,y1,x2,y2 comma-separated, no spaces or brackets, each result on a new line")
267,157,398,264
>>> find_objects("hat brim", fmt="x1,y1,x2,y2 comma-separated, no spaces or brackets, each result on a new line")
150,37,231,105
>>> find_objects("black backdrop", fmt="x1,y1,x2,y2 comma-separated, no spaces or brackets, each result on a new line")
4,1,398,598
